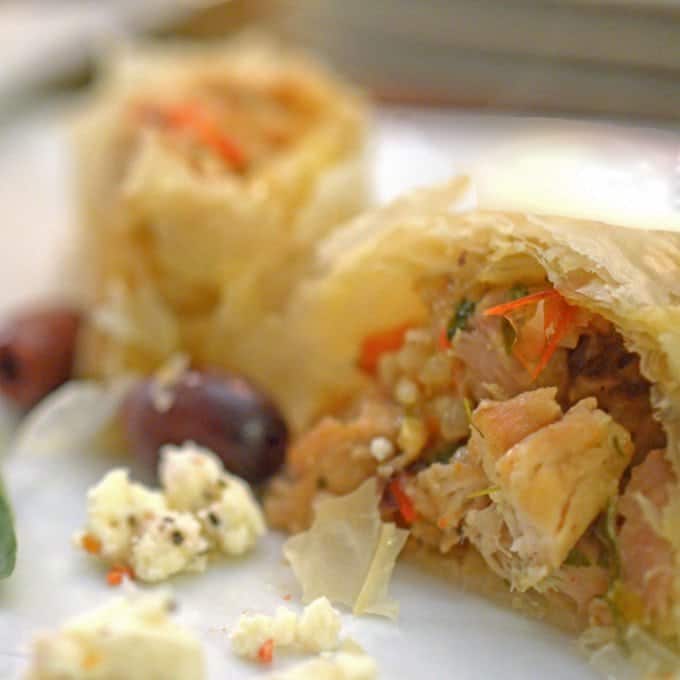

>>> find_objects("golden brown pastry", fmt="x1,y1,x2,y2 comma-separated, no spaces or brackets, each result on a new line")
73,35,368,381
265,178,680,674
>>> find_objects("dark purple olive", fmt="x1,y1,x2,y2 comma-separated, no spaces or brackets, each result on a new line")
0,306,81,408
120,370,289,484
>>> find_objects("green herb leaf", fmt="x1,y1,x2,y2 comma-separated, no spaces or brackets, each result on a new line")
509,283,529,300
446,299,476,341
0,476,17,579
502,319,517,355
606,498,620,577
612,436,625,458
427,443,459,464
463,398,485,439
594,498,620,579
564,547,590,567
500,285,528,354
463,397,474,422
467,485,501,500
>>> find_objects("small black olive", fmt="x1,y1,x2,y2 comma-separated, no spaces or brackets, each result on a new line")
0,306,81,408
120,369,289,485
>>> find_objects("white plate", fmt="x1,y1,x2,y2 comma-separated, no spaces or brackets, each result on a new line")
2,97,678,679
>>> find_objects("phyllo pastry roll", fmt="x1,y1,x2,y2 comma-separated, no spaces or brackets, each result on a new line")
266,178,680,672
74,36,367,379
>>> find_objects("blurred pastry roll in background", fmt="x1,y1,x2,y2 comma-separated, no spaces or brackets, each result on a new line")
73,34,367,380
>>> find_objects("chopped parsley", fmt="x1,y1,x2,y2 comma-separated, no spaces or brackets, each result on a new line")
0,476,16,579
612,436,625,457
467,486,501,499
463,397,484,439
500,285,528,355
427,443,459,464
446,299,476,341
594,498,621,577
502,319,517,355
564,547,590,567
509,283,530,300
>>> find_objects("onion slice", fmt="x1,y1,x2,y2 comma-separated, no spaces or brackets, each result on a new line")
283,479,409,619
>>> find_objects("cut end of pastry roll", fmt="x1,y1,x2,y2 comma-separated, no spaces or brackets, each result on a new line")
72,34,369,397
263,178,680,672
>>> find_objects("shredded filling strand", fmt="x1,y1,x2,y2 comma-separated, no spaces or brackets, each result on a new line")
266,270,671,645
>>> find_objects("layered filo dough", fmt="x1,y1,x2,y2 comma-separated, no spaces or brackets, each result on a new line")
74,36,368,384
265,178,680,671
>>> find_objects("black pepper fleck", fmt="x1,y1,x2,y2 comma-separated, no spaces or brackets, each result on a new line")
171,530,184,545
207,512,220,527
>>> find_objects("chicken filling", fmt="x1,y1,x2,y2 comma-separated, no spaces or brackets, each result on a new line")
266,261,674,635
129,75,324,177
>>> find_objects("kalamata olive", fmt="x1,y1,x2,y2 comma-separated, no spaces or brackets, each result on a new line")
0,306,81,408
120,370,289,484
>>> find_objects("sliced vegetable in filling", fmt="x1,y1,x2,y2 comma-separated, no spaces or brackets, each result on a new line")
266,261,670,640
129,75,325,177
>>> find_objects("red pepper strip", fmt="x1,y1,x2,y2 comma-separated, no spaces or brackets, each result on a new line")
358,323,412,374
484,288,577,380
389,477,416,525
438,326,450,351
107,565,135,587
531,302,576,380
482,289,560,318
153,102,247,170
257,639,274,664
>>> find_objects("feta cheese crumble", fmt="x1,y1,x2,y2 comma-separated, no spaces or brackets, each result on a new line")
198,474,266,556
230,597,341,661
159,444,224,513
131,511,208,582
369,436,394,462
78,469,167,563
267,649,377,680
24,592,204,680
75,442,266,582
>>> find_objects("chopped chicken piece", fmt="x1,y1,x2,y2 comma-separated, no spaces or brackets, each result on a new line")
409,450,489,553
618,449,675,622
469,387,561,479
466,390,633,590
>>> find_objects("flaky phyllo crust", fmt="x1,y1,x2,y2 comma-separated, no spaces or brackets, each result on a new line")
73,36,367,382
270,178,680,670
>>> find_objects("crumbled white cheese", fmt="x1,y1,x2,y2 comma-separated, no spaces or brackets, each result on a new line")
75,443,266,582
159,442,224,512
369,436,394,462
198,474,266,556
394,377,419,406
131,512,208,582
80,469,167,562
24,592,204,680
230,606,298,659
267,649,377,680
230,597,341,661
296,597,342,652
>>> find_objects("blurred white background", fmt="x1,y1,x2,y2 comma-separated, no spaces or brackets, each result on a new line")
2,0,680,120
